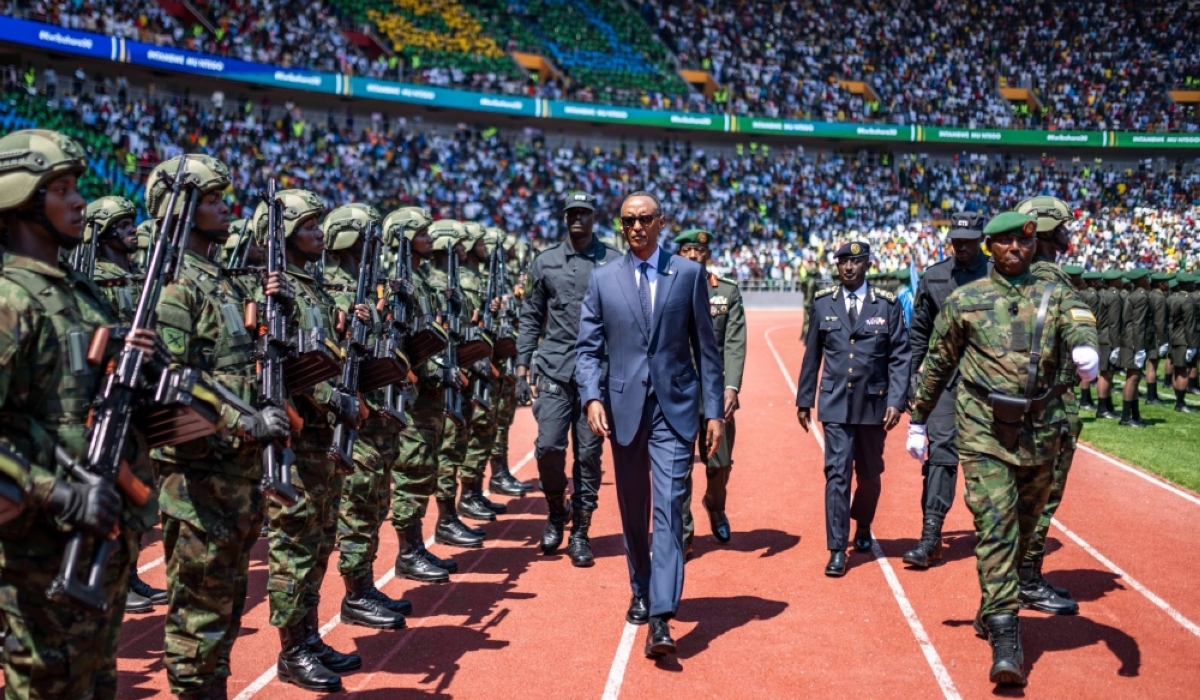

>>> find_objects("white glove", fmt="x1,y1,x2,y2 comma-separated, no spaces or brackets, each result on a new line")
1109,348,1120,364
1134,349,1146,369
906,423,927,463
1072,346,1099,383
1159,344,1169,356
1187,348,1197,363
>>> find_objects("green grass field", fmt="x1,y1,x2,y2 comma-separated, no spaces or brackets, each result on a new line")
1080,379,1200,494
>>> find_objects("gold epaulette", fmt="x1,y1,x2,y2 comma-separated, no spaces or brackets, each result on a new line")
874,289,897,302
814,286,837,298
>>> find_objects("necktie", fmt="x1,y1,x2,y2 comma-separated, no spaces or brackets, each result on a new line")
848,292,858,326
638,261,653,328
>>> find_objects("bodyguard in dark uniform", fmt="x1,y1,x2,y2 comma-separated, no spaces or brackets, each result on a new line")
1118,269,1152,427
902,213,990,568
515,192,622,566
1146,272,1170,405
796,242,911,576
1168,274,1197,411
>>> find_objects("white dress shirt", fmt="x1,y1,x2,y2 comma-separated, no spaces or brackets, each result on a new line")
842,281,866,316
633,246,664,312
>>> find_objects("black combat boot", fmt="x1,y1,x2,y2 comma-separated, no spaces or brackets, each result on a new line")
435,497,485,548
1096,396,1117,419
126,572,154,614
129,571,168,606
457,478,498,522
395,524,451,582
901,515,944,569
1018,559,1078,614
567,509,595,567
412,522,459,574
305,609,362,671
1145,382,1163,405
364,581,413,616
488,454,531,496
1120,398,1147,427
276,624,341,692
473,479,508,514
1176,389,1196,412
207,677,228,700
983,613,1026,686
341,575,407,629
541,492,572,554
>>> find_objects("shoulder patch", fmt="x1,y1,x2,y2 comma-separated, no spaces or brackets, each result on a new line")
874,289,897,302
1069,308,1097,324
814,286,837,298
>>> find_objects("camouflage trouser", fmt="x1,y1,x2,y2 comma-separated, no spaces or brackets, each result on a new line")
462,389,499,482
337,424,399,580
160,464,263,694
392,388,446,531
267,450,344,629
0,526,138,700
683,414,736,545
491,374,517,459
961,451,1054,617
436,407,472,500
1026,409,1082,562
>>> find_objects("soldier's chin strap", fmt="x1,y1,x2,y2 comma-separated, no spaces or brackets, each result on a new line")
16,188,83,249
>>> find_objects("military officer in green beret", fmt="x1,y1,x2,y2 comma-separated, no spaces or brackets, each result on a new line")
1146,272,1172,405
1189,274,1200,395
1095,270,1125,418
1118,269,1153,427
1169,274,1198,411
674,229,746,556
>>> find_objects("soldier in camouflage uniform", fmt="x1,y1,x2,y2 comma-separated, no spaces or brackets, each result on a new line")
484,227,532,497
321,204,411,630
0,129,158,700
134,218,155,272
456,222,507,522
426,221,488,549
674,229,746,558
386,208,461,582
147,155,293,700
908,211,1099,687
260,189,365,692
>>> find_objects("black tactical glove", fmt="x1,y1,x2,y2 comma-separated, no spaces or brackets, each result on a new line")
390,278,414,298
330,390,362,430
239,406,291,442
46,479,121,537
515,375,532,406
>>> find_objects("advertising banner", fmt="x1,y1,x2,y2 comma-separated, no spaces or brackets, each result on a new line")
735,116,913,141
0,15,118,61
348,77,540,116
1110,132,1200,148
545,101,728,131
919,126,1106,147
123,41,342,94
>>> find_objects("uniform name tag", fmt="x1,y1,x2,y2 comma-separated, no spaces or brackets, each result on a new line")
866,317,886,326
824,316,838,322
1070,308,1097,323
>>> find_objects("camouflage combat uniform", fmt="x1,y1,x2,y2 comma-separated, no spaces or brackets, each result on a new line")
92,259,140,324
427,263,478,502
456,261,498,493
911,267,1097,617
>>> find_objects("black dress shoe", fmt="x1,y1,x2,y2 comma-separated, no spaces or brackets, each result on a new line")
1118,418,1148,428
626,596,649,625
130,573,168,606
702,496,731,544
853,527,873,553
644,616,676,658
825,550,847,577
1176,404,1197,413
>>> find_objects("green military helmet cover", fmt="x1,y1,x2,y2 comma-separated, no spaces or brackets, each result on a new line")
273,189,325,238
322,202,380,251
462,221,486,242
1123,268,1150,281
429,219,466,253
249,201,269,244
1061,264,1085,276
0,129,88,211
1102,269,1124,281
145,154,230,219
136,219,155,250
673,228,713,246
85,195,137,241
382,206,432,246
983,211,1038,237
1015,196,1074,233
483,226,509,253
224,218,248,251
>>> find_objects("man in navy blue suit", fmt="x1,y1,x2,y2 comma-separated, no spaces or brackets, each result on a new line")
575,192,725,658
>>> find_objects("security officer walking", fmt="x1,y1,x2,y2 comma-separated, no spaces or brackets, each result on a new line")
902,212,990,569
515,192,621,566
796,241,910,577
674,229,746,557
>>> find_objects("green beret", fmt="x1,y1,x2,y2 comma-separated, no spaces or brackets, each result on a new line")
983,211,1038,237
1151,272,1173,282
1124,268,1150,281
673,228,713,246
1179,273,1193,284
1102,270,1124,281
1169,279,1179,289
1061,265,1084,276
892,269,911,281
1081,271,1102,280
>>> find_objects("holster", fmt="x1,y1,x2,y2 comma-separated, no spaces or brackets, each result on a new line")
987,393,1026,451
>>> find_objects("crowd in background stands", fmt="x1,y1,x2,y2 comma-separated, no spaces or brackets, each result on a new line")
4,72,1200,283
10,0,1200,130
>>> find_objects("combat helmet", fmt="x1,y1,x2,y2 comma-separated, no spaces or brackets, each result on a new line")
322,203,380,252
428,219,466,253
145,154,230,219
1016,196,1073,251
274,189,325,238
462,221,486,241
0,129,87,212
484,226,509,254
382,206,432,246
224,218,248,251
250,201,269,245
85,195,137,241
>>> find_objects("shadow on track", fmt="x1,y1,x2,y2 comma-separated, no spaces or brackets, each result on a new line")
687,528,801,562
650,595,789,670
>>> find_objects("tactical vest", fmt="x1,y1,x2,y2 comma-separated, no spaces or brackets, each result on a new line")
188,263,257,374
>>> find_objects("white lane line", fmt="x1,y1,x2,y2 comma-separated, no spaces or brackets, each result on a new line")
1052,517,1200,639
600,623,640,700
1076,443,1200,508
233,449,535,700
764,324,962,700
136,556,164,575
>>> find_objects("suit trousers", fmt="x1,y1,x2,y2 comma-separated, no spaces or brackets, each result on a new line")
822,423,885,550
920,386,959,519
610,392,693,618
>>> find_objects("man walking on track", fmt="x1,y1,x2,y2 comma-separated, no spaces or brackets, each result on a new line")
795,241,910,578
576,192,725,658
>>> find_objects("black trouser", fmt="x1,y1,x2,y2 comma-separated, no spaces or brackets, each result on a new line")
920,385,959,520
533,375,604,512
822,423,885,550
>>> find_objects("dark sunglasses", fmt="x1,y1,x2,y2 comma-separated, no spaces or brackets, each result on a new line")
620,214,658,228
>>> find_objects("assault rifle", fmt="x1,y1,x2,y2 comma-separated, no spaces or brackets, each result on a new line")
328,222,381,470
442,243,466,427
71,220,100,279
359,221,409,393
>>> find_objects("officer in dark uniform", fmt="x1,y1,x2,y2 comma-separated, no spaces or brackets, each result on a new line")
515,192,622,566
1169,273,1197,410
1095,270,1125,418
796,241,911,576
1118,268,1152,427
901,212,990,568
1147,272,1170,405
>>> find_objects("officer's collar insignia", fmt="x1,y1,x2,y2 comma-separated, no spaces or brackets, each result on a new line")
867,317,887,325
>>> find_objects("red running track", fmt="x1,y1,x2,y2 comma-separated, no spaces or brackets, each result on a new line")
3,309,1197,698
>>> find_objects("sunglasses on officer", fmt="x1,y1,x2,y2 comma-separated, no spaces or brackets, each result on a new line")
620,214,659,228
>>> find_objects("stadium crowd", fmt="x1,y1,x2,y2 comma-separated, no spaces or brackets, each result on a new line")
4,70,1200,284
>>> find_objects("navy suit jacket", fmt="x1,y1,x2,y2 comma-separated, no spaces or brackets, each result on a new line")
796,283,911,424
576,250,724,446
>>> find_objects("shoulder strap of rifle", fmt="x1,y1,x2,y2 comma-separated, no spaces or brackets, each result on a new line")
1025,282,1057,399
